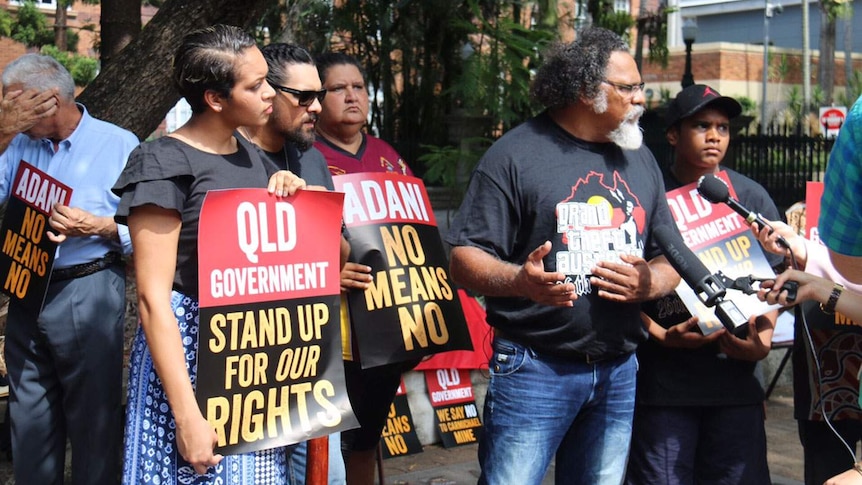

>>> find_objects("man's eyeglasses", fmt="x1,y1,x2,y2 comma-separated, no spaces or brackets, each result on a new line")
270,83,327,107
602,80,646,98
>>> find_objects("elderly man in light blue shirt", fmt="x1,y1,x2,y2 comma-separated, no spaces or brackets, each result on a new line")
0,53,138,485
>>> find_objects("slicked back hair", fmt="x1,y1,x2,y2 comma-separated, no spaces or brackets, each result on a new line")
173,24,256,114
531,27,630,110
1,54,75,102
315,52,367,86
261,43,315,87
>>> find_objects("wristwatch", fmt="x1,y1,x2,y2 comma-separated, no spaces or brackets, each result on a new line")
820,283,844,315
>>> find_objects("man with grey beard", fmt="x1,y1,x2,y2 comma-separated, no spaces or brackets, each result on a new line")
445,27,679,485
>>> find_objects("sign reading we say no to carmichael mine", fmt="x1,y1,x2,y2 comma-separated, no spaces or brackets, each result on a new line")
196,188,357,455
0,161,72,313
333,172,472,368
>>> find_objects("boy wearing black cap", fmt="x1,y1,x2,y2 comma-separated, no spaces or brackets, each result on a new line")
625,84,783,485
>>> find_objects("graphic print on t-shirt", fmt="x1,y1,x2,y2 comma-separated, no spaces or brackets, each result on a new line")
555,171,646,295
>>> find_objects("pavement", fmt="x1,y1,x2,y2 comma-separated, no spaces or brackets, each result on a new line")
0,384,805,484
382,384,805,485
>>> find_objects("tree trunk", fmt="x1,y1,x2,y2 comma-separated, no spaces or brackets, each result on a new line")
100,0,142,68
54,0,68,51
77,0,274,139
818,6,836,104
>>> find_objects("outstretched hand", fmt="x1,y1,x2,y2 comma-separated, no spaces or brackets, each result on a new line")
514,241,577,307
659,316,725,349
718,320,770,361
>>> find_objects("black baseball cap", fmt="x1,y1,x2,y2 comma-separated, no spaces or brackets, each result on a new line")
665,84,742,129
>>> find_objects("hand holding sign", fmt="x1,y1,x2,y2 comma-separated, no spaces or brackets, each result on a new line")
177,412,224,475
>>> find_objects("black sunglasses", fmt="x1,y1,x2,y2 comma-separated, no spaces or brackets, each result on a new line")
270,83,327,107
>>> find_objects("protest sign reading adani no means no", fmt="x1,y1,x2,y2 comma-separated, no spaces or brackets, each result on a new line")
196,188,358,455
333,172,472,368
0,161,72,313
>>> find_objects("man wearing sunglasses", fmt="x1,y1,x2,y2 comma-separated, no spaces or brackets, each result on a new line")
240,42,348,485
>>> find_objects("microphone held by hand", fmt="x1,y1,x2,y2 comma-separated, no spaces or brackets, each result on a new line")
696,174,790,250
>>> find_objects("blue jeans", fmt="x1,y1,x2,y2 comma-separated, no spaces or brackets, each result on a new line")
478,337,637,485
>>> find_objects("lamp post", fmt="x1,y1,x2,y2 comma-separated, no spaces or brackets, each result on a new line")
574,0,590,35
681,17,698,88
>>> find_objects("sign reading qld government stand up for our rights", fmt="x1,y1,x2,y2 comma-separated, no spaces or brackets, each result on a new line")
0,161,72,313
333,172,472,368
195,188,357,455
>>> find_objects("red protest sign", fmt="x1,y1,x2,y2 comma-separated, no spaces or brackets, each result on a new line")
195,188,358,455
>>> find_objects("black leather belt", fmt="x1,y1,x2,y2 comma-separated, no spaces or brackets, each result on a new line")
51,252,123,283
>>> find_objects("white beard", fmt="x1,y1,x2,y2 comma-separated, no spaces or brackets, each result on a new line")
608,109,644,150
591,91,645,150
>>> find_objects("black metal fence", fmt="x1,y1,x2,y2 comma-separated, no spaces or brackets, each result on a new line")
645,121,835,214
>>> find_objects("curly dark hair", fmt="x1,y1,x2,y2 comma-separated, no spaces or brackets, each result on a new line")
261,43,316,87
531,27,630,110
172,24,256,114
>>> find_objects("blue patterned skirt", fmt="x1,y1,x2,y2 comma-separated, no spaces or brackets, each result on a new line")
123,291,288,485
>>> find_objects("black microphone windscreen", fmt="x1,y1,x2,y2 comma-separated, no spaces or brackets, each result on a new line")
697,175,731,204
653,225,711,285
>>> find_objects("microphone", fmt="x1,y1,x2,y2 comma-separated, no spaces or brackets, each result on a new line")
697,174,790,250
653,225,749,335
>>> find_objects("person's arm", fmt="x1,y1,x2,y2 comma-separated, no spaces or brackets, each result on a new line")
590,254,680,303
339,236,350,270
759,269,862,323
46,204,120,244
825,466,862,485
0,88,59,155
449,242,577,307
750,220,808,269
129,205,222,475
827,250,862,286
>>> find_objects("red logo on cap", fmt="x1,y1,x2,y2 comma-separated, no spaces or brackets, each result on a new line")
703,86,719,98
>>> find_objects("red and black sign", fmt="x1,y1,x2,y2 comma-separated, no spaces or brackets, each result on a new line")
380,379,423,459
425,368,482,448
196,188,357,455
0,161,71,313
333,172,472,368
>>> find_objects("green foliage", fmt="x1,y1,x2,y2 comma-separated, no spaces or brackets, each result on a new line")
258,0,332,53
784,86,804,124
418,137,492,189
589,0,634,39
318,0,556,184
5,0,79,50
41,45,98,86
837,69,862,106
643,6,674,68
0,8,14,37
10,0,54,47
737,96,757,116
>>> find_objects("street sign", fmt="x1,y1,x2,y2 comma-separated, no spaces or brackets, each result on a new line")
820,106,847,139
